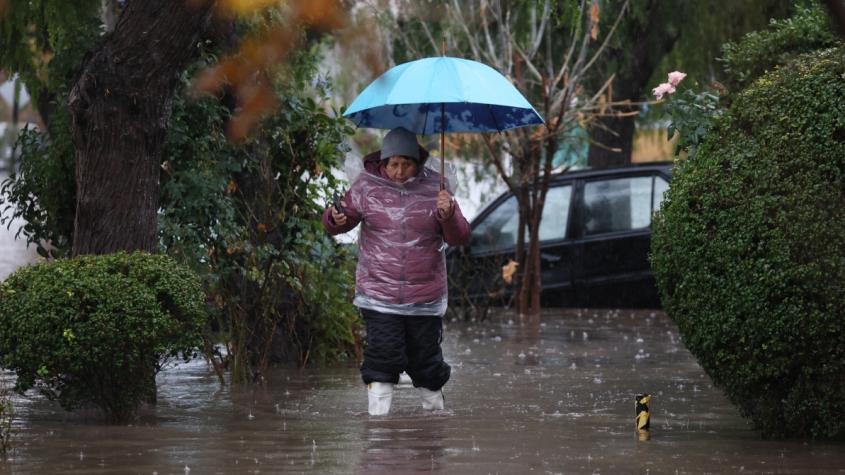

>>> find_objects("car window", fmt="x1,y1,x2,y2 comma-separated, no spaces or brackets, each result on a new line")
538,185,572,241
581,176,653,236
470,184,573,254
653,175,669,213
470,195,519,254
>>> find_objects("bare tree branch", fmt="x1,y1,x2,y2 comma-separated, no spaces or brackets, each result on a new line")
527,0,551,60
553,0,588,90
418,16,440,54
448,0,482,59
482,135,515,194
507,32,544,83
481,1,501,67
580,0,630,75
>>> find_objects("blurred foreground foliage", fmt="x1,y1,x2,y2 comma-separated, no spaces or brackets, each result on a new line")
652,8,845,437
163,38,360,382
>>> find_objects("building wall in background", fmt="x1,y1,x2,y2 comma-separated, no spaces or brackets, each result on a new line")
632,127,679,163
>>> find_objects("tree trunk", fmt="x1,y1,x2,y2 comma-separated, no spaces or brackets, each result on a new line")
68,0,215,256
513,185,529,311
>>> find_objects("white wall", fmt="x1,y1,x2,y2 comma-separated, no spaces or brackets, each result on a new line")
0,173,39,280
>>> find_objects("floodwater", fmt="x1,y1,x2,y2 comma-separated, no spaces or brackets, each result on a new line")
2,309,844,474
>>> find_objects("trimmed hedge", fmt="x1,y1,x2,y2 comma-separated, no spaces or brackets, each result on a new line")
721,7,839,93
651,47,845,438
0,252,206,423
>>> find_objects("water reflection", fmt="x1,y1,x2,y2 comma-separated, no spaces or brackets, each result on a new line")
360,417,447,473
3,309,845,474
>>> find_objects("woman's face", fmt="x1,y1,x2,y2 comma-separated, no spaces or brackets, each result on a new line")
385,156,418,183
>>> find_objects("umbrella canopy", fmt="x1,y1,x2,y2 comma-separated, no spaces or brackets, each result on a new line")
344,56,543,135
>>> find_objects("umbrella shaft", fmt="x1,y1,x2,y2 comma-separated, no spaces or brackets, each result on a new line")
440,104,445,191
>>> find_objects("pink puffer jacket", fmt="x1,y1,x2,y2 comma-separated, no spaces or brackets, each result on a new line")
322,151,470,314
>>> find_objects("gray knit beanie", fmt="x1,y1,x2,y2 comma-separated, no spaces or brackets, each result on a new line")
380,127,420,161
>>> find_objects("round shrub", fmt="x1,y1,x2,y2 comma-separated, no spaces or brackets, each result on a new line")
0,251,206,423
651,47,845,439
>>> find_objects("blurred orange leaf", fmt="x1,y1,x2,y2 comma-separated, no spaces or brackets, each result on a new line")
502,259,519,284
193,0,347,141
590,1,600,40
297,0,345,30
215,0,280,15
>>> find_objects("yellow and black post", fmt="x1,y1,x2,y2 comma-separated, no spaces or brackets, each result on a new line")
636,394,651,441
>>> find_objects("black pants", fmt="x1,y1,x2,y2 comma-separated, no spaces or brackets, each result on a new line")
359,308,451,391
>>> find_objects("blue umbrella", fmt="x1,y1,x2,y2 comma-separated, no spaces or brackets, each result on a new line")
344,56,544,189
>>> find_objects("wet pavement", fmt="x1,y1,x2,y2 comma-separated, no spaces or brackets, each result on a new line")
2,308,845,474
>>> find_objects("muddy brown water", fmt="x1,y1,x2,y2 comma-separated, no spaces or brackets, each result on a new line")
1,309,844,474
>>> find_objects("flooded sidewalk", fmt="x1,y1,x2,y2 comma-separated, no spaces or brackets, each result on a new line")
2,309,844,474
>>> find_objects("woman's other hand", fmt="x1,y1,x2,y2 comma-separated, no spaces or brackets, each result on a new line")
331,201,348,225
436,191,455,219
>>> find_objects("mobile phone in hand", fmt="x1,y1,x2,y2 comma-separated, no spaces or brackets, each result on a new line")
332,191,345,214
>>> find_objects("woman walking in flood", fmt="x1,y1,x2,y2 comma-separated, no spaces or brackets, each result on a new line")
322,127,470,415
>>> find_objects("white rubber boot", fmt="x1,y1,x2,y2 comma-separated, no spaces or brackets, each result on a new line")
418,387,445,411
398,372,413,386
367,382,394,415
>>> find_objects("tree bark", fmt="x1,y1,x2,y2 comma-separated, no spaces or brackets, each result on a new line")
69,0,215,256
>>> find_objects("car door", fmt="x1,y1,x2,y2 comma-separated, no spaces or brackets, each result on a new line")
571,172,670,308
535,183,577,306
449,181,575,305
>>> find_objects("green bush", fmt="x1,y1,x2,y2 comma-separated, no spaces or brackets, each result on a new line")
720,6,839,93
0,252,206,423
652,47,845,438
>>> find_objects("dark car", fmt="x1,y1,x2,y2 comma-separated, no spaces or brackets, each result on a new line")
447,162,672,309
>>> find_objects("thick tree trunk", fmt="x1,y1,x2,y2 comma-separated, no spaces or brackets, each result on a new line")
68,0,214,256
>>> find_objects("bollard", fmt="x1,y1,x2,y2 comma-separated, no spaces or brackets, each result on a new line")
636,394,651,441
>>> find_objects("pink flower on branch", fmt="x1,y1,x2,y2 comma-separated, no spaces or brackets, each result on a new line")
652,70,686,100
668,71,687,87
652,82,675,100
